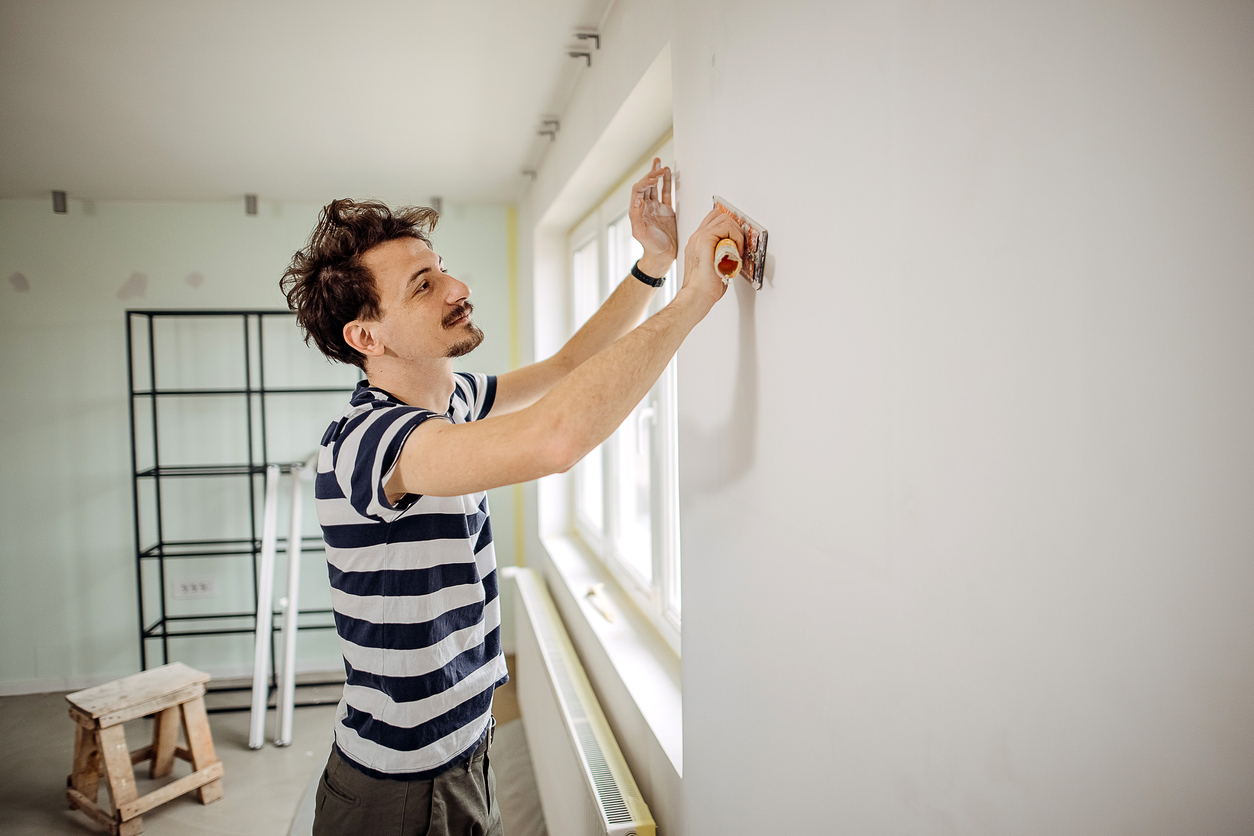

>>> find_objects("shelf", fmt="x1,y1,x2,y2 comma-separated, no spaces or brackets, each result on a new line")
128,309,347,679
142,610,337,640
131,385,355,398
135,462,310,479
126,307,295,317
138,537,327,560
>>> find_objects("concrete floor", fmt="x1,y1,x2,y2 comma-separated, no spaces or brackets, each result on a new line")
0,661,536,836
1,680,339,836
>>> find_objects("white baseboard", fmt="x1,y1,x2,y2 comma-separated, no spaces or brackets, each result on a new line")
0,661,345,697
0,673,124,697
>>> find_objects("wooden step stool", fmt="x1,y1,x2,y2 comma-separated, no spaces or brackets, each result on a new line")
65,662,225,836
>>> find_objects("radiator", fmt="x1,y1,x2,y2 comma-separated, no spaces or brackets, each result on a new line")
510,567,656,836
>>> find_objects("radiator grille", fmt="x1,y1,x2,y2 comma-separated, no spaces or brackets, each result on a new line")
575,721,632,823
529,576,649,831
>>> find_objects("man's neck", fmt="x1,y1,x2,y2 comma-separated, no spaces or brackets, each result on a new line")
364,355,457,413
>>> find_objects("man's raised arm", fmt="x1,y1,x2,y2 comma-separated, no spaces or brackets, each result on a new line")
386,207,744,499
491,158,678,415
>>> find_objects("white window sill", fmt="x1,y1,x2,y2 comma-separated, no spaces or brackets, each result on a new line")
537,533,683,777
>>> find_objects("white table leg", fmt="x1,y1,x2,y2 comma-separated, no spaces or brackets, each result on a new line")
249,464,281,750
276,465,304,747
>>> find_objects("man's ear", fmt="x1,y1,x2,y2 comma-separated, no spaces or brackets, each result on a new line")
343,320,385,359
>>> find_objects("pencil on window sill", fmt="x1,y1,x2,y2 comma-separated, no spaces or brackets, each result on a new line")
586,583,615,623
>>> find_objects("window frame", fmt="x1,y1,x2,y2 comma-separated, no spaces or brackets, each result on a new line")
568,226,605,556
565,143,682,652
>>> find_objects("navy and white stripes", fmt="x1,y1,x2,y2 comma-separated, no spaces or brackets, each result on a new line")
316,374,507,779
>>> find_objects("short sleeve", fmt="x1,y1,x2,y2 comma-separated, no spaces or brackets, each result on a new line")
451,372,497,423
327,402,440,520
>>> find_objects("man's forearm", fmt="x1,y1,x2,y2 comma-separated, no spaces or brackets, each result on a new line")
552,258,672,373
537,283,707,468
490,261,671,415
386,285,709,499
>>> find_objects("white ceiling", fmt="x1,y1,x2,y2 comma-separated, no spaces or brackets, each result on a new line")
0,0,609,204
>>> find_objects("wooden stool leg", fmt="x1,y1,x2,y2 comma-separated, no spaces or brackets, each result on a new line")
68,722,102,804
180,697,223,804
99,724,144,835
150,706,179,779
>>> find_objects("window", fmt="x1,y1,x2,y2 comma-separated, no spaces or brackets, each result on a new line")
567,145,681,649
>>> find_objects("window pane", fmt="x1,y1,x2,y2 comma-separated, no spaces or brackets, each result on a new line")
607,212,644,280
573,237,600,324
577,448,604,534
572,238,604,537
607,212,651,581
612,399,653,583
659,291,681,621
671,556,681,619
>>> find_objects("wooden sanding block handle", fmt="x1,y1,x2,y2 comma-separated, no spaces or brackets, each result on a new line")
715,238,741,284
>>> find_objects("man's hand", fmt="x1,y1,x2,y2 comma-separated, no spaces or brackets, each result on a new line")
629,158,678,277
681,207,745,310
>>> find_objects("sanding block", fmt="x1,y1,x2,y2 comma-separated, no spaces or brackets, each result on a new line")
713,195,768,290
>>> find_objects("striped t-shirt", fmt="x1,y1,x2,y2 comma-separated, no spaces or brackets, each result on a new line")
315,373,508,780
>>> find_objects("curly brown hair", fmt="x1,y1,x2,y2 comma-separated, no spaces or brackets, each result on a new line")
281,198,440,368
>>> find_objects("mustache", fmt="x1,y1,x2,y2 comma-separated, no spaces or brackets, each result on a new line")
443,302,473,328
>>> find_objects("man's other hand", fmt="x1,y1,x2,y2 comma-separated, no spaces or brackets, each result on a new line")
630,157,678,277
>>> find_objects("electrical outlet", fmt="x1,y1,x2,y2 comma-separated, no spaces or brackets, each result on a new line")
172,579,218,599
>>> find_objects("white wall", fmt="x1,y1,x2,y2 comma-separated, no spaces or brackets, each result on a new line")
523,0,1254,833
0,198,514,691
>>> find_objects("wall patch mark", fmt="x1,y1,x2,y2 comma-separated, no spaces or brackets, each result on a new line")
117,272,148,300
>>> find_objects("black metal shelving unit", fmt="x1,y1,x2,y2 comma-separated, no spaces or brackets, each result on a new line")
126,309,357,710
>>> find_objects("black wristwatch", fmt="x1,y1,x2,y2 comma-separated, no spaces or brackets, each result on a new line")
631,261,666,287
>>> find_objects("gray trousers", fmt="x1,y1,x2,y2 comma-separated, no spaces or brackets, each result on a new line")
312,730,502,836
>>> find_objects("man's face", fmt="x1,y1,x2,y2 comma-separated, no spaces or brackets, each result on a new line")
360,237,484,361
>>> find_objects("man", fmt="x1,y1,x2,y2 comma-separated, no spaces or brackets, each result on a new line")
281,159,742,836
